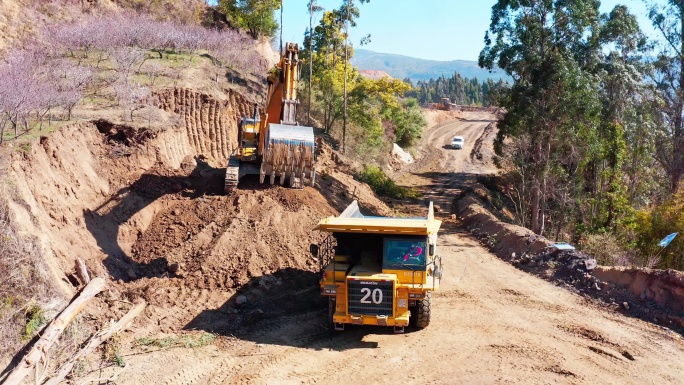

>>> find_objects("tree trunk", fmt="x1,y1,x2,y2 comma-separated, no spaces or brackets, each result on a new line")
42,300,146,385
2,277,106,385
530,132,544,234
673,8,684,193
342,0,350,154
531,177,541,234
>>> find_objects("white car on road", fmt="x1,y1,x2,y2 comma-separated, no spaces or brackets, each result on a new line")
450,136,464,149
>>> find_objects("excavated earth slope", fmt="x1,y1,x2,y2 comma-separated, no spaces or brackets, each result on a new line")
2,87,371,339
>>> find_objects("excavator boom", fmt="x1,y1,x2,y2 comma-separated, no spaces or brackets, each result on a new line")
225,43,316,191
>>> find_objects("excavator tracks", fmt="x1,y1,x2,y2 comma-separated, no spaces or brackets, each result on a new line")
224,155,241,193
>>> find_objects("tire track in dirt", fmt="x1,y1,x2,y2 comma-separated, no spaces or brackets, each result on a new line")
74,110,684,385
398,111,498,213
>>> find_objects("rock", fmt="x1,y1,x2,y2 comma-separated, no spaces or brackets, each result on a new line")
511,252,516,259
168,263,180,273
255,309,264,314
584,259,597,271
391,143,414,164
171,209,179,216
235,295,248,306
593,282,601,291
434,205,442,213
622,302,630,310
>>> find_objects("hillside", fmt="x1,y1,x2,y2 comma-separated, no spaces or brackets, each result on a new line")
0,0,208,54
351,48,510,82
1,3,684,385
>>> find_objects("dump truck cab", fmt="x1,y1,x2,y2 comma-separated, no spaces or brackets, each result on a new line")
311,201,443,333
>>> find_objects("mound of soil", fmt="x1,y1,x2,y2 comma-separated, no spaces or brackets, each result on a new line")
2,91,393,336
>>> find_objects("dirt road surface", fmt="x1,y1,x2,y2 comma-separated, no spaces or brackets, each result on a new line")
83,111,684,385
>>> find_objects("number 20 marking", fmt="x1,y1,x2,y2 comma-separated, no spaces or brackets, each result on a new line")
360,288,383,304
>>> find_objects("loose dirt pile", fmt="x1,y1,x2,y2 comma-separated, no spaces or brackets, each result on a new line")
1,87,391,346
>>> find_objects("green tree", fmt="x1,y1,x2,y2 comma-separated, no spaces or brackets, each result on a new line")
647,1,684,194
480,0,604,234
302,0,422,156
219,0,280,39
479,1,650,239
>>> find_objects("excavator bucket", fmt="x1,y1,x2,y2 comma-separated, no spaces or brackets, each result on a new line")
260,124,316,188
223,42,316,192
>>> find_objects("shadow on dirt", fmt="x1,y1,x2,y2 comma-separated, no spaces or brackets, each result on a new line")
185,267,421,351
391,171,483,214
458,119,497,123
83,157,236,283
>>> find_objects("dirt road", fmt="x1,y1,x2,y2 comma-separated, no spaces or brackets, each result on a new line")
85,111,684,385
396,110,498,212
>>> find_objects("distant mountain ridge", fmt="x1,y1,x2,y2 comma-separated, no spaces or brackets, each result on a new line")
351,49,510,83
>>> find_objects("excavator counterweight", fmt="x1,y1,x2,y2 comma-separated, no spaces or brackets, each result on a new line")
225,43,316,192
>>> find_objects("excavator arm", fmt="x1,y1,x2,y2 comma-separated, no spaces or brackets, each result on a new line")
225,43,316,192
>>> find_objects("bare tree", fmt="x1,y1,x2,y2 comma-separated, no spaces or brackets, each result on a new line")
142,61,166,86
114,80,150,121
110,47,147,83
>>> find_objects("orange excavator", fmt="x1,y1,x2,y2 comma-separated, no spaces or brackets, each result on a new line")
225,43,316,192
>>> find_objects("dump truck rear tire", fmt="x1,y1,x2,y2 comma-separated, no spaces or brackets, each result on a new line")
328,297,335,328
415,292,431,328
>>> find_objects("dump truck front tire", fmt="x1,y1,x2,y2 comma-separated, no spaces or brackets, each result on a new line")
415,292,431,328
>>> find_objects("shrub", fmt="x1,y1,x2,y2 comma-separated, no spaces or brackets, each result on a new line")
632,187,684,270
21,303,47,342
580,233,632,266
360,165,420,199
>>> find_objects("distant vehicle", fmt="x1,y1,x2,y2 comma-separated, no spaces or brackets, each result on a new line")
450,136,464,149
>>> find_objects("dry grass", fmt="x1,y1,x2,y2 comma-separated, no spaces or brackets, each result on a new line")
581,233,633,267
0,186,56,360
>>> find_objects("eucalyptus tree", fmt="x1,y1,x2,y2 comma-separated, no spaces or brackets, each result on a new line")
480,0,650,237
480,0,605,235
647,0,684,194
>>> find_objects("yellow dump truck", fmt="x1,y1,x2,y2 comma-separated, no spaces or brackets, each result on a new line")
310,200,443,333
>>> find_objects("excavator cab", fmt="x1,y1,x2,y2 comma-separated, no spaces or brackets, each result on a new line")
238,106,260,162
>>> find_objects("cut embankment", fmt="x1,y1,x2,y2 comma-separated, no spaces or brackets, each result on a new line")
5,88,253,295
456,191,684,332
0,87,367,344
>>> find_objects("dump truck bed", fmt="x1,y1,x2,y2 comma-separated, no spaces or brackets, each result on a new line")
314,201,441,235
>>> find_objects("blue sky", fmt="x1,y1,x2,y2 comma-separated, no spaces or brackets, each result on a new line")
279,0,666,61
